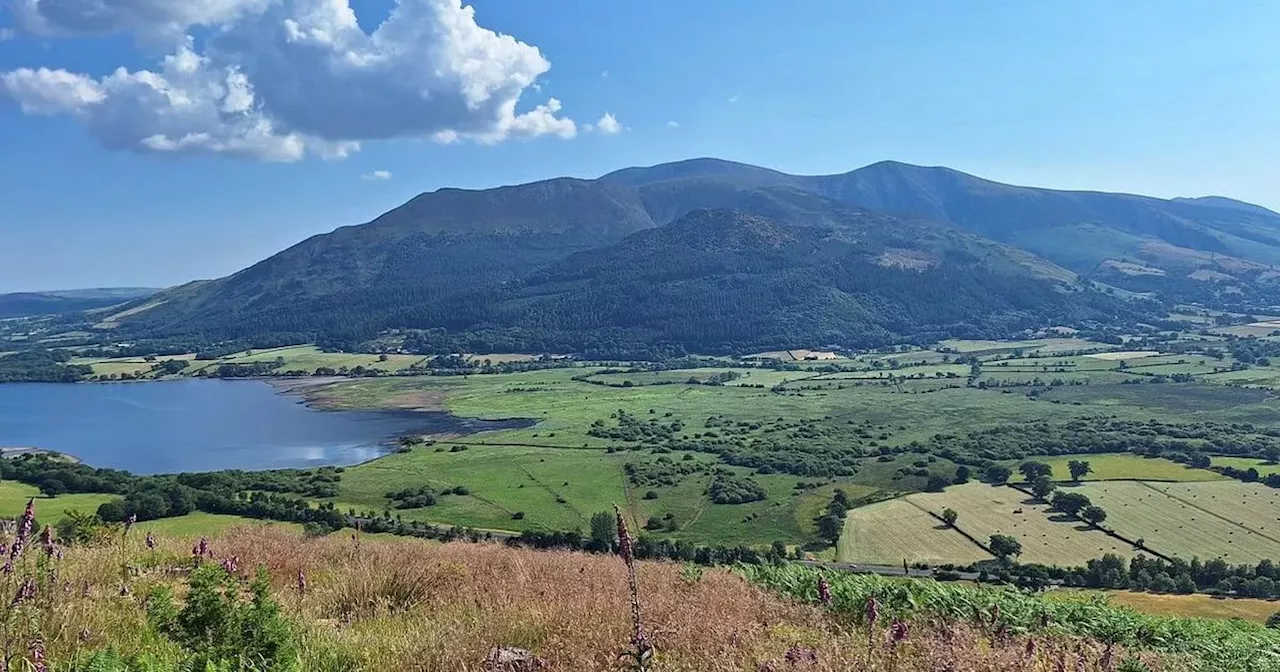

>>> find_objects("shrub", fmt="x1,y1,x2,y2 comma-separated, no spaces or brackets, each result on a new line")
147,564,296,670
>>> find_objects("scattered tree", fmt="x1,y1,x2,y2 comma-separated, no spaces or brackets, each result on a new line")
940,508,958,527
1080,505,1108,527
1068,459,1092,482
989,534,1022,562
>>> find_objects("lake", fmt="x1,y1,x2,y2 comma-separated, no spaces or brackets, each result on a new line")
0,380,527,474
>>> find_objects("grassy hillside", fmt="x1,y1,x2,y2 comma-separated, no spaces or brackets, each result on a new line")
4,513,1275,671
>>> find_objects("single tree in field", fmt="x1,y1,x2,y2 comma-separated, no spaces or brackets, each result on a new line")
940,508,958,527
1068,459,1093,482
989,534,1022,562
1080,505,1108,527
589,511,617,551
1019,461,1053,482
1030,475,1056,501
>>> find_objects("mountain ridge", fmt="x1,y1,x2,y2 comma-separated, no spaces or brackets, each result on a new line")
108,157,1280,352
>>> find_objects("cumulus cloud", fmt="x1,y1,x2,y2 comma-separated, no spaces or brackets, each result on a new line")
665,120,679,128
362,169,392,180
14,0,272,39
1,0,580,160
727,93,740,104
0,28,15,41
594,112,621,134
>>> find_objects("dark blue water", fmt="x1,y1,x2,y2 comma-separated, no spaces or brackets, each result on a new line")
0,380,525,474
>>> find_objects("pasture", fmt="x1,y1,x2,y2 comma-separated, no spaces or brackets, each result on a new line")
0,480,118,523
1007,454,1223,483
135,512,302,537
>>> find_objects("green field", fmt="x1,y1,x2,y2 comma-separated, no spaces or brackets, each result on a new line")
1008,454,1224,483
134,512,302,537
1211,456,1280,475
0,481,118,523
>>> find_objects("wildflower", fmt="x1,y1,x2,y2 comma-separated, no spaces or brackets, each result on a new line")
865,596,880,626
989,603,1001,627
9,534,24,564
297,568,307,596
29,639,46,672
145,532,156,550
81,582,91,597
614,505,633,563
889,618,909,644
220,555,239,574
614,505,654,670
119,584,130,597
1025,637,1038,659
18,499,34,540
816,574,831,606
192,537,210,560
78,628,91,644
40,526,56,557
124,514,137,534
12,578,36,606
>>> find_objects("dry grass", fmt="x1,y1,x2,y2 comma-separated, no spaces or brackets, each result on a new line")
8,525,1189,671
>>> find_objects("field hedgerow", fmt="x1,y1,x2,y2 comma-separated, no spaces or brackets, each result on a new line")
0,498,1270,671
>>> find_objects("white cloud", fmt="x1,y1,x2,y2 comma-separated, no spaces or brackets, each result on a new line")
600,70,608,78
0,28,15,41
594,112,621,134
362,169,392,180
665,120,679,128
1,0,581,160
15,0,272,39
0,67,105,114
727,93,740,104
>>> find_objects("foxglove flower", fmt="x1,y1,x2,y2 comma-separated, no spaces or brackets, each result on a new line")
220,555,239,574
124,514,137,534
18,499,34,540
297,568,307,595
865,596,880,626
29,639,46,672
889,618,909,644
145,532,156,550
816,574,832,606
12,578,36,606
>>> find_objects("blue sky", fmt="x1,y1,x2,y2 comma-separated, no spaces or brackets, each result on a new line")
1,0,1278,292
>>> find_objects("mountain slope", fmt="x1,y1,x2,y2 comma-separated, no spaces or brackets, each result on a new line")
424,209,1130,356
607,159,1280,304
120,180,658,341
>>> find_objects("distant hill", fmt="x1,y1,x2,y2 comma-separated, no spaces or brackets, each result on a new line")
112,156,1280,353
606,159,1280,303
0,287,158,319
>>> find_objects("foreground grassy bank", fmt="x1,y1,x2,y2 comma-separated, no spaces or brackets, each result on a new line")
2,503,1276,671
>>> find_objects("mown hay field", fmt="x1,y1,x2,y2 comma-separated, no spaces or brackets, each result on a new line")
838,498,992,565
905,483,1140,566
1076,481,1280,564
